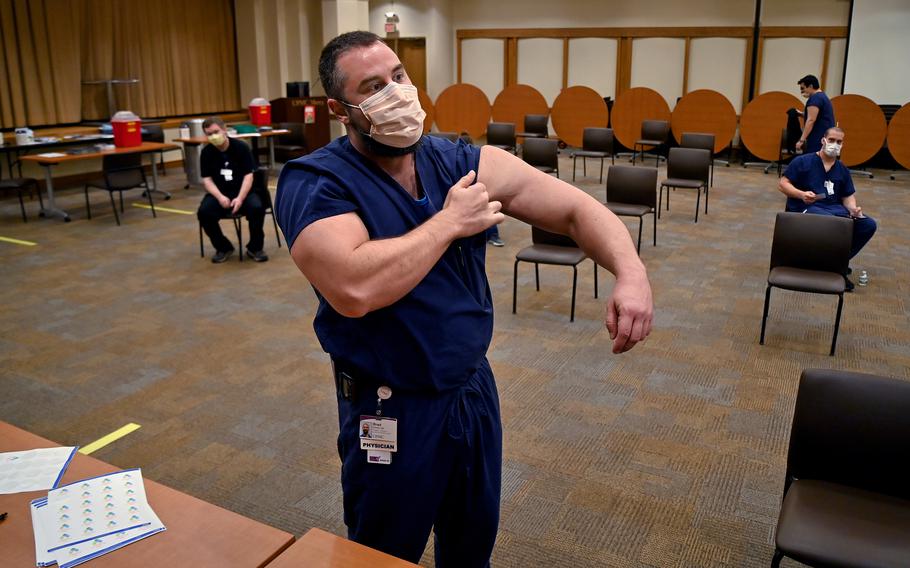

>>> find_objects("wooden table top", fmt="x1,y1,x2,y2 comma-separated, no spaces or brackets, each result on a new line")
266,528,419,568
0,421,293,568
491,84,550,133
740,91,802,162
551,86,609,148
831,94,887,167
19,142,180,165
670,89,738,153
611,87,671,150
434,83,491,140
887,102,910,171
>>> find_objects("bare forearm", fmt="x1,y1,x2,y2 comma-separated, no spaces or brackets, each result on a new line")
237,174,253,201
566,193,647,281
800,118,815,140
778,177,803,199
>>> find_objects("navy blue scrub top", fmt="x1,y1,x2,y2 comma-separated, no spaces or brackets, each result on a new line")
275,136,493,393
783,153,855,213
804,91,835,153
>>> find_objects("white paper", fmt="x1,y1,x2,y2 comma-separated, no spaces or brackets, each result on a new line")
31,468,166,568
0,447,77,494
36,152,67,158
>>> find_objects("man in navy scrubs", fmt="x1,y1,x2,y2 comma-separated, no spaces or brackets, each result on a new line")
793,74,835,154
275,31,653,566
778,126,877,289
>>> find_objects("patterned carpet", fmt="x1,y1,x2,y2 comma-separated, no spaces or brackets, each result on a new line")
1,152,908,567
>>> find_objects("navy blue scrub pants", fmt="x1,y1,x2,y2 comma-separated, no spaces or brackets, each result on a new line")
335,359,502,566
801,204,878,258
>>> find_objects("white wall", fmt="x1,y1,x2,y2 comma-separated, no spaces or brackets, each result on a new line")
630,38,685,110
759,38,826,97
844,0,910,103
687,37,747,112
567,38,617,100
761,0,850,26
517,38,563,106
369,0,454,99
460,39,504,102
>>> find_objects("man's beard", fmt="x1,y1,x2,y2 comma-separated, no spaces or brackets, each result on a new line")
354,126,423,157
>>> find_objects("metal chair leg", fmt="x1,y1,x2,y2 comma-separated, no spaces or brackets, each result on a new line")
512,260,520,314
831,293,844,355
593,261,598,298
119,191,124,213
599,158,604,184
570,266,578,322
658,186,663,219
146,186,156,218
760,285,772,344
270,212,282,248
534,263,540,291
109,192,121,226
652,211,657,246
695,188,701,223
582,156,586,177
233,217,243,261
199,223,205,258
572,155,577,181
636,218,643,253
84,186,92,220
770,549,784,568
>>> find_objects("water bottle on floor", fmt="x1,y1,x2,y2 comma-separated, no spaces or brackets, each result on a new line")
858,270,869,286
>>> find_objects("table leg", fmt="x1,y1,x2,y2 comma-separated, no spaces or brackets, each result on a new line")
268,137,276,170
38,164,70,222
145,152,172,200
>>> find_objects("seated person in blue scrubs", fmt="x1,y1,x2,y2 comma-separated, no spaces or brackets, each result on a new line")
778,126,877,290
793,74,835,154
275,31,653,566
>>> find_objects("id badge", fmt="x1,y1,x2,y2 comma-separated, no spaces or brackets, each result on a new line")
359,415,397,452
824,180,834,196
220,168,233,181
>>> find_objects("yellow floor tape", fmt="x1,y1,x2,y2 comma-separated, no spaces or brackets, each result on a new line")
0,236,38,246
79,423,142,455
132,203,194,215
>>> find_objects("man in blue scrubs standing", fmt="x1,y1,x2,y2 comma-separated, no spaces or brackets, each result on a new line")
794,74,835,154
779,126,877,290
275,31,653,566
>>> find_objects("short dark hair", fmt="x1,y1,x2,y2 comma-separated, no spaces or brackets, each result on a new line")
202,116,226,130
824,126,845,137
318,31,384,101
798,75,820,89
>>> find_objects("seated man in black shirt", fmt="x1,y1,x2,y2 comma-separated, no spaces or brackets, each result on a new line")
198,117,268,263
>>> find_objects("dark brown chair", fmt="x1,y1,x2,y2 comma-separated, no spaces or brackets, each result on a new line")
572,127,615,183
774,127,797,177
516,114,549,139
605,165,658,254
771,368,910,567
513,226,597,322
428,132,459,142
84,153,155,226
1,177,43,222
679,132,715,186
141,124,168,176
274,122,307,163
522,138,559,178
760,212,852,355
632,119,669,167
486,122,517,154
659,147,711,223
198,167,282,261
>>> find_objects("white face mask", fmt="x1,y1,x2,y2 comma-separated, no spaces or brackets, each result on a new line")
823,139,842,157
343,82,425,148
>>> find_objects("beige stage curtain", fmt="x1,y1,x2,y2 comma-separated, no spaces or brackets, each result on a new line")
81,0,241,120
0,0,83,129
1,0,240,127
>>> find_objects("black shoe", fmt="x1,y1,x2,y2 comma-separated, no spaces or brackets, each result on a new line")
212,249,234,264
246,249,269,262
844,276,855,292
846,266,853,275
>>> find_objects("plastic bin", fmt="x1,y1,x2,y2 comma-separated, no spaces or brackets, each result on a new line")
111,111,142,147
248,97,271,126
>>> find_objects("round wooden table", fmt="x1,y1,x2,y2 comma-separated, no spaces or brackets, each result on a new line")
418,88,435,134
434,83,491,140
491,84,549,131
610,87,671,150
740,91,802,162
887,102,910,171
831,94,887,167
550,86,609,148
670,89,738,153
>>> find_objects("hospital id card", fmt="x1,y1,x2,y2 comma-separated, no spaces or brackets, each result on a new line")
359,415,398,452
824,180,834,195
220,168,233,181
